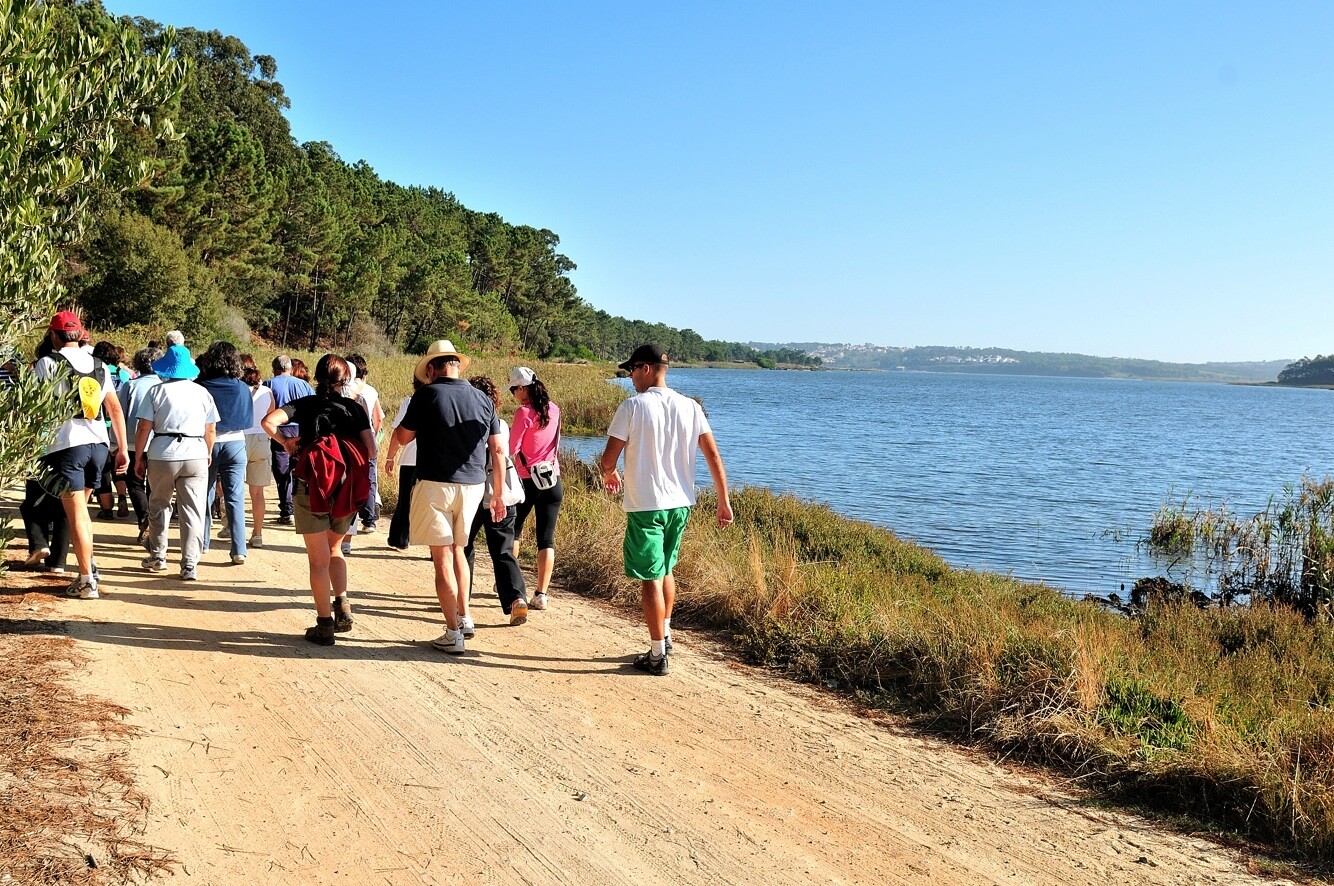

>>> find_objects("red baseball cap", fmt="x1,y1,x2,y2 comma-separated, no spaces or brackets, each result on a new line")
48,311,85,335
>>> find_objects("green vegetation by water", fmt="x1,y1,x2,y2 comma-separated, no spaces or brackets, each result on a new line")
553,459,1334,867
1278,355,1334,387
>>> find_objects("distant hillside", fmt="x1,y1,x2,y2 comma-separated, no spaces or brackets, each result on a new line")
748,342,1291,384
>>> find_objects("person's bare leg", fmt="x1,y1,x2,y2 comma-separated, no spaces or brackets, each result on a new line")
305,532,333,618
536,548,555,595
61,492,94,576
640,578,667,641
248,485,266,532
452,544,471,622
327,530,348,598
432,544,459,628
663,573,676,621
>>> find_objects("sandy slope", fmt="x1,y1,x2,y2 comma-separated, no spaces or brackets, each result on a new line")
43,510,1290,885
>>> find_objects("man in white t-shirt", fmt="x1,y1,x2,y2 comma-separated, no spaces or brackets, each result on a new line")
33,311,130,600
599,344,733,676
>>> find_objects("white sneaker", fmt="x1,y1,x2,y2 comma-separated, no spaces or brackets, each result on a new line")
181,564,198,581
24,547,50,568
249,534,263,548
509,598,529,626
459,615,476,639
231,554,246,565
141,556,168,573
65,577,99,599
431,628,465,655
530,593,548,611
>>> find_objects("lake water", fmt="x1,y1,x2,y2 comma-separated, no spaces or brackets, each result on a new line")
565,369,1334,595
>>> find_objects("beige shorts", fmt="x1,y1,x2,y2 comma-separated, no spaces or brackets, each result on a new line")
245,434,274,487
409,480,484,547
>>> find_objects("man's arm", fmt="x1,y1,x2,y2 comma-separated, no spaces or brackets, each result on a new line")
203,423,216,461
358,428,378,463
102,387,129,474
599,436,626,495
392,425,416,450
698,432,733,528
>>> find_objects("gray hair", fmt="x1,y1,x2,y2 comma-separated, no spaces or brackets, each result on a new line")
166,330,185,347
273,354,292,373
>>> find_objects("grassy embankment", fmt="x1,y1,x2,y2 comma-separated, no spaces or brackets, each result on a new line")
553,456,1334,868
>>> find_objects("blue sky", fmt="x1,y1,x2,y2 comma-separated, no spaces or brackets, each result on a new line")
107,1,1333,363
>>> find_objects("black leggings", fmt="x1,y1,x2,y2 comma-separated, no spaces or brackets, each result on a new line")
464,503,525,612
513,476,563,550
387,465,416,549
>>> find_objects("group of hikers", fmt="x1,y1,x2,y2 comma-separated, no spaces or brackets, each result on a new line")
16,312,731,674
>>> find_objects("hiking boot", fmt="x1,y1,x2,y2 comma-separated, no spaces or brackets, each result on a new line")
509,598,529,626
276,514,293,526
231,554,246,565
332,596,353,633
249,534,263,548
180,564,198,581
137,521,150,547
116,497,129,518
459,615,475,639
65,577,99,600
305,617,336,646
141,556,168,573
432,628,465,655
24,547,50,568
530,592,548,611
633,651,669,676
96,508,115,520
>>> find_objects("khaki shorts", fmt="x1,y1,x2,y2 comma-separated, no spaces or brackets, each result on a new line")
245,434,274,487
294,482,356,537
409,480,484,547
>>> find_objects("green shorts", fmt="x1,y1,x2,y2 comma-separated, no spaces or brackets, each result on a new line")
623,507,691,580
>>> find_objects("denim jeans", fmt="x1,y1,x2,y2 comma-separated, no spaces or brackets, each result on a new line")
271,438,294,518
205,439,247,557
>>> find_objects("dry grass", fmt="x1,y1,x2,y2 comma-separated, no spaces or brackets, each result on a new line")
0,565,175,883
552,460,1334,868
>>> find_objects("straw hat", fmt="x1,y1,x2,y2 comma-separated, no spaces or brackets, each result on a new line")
414,340,471,383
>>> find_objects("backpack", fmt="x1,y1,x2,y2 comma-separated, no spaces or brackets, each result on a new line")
53,352,106,421
293,412,370,520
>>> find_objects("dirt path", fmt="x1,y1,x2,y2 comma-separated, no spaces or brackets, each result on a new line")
44,511,1288,885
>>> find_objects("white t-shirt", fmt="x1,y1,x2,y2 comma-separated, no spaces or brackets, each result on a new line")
390,395,417,467
35,348,114,453
606,386,712,512
345,379,382,433
247,385,275,435
137,379,219,461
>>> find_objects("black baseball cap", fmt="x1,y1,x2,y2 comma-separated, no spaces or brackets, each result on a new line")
618,343,669,372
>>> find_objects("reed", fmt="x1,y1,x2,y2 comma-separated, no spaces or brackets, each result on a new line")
554,457,1334,866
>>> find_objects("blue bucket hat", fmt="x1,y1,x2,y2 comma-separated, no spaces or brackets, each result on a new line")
151,344,199,380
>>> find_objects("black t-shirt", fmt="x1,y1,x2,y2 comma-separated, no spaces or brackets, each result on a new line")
279,394,371,450
400,377,499,484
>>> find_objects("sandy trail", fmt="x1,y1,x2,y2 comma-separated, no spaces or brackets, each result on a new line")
38,510,1287,885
